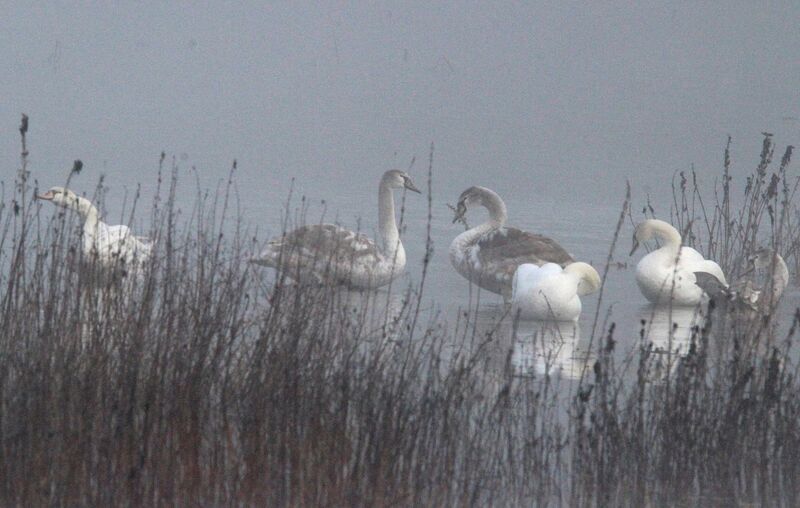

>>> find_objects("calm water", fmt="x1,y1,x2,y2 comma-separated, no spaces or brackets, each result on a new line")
15,159,800,387
285,170,800,382
4,2,800,385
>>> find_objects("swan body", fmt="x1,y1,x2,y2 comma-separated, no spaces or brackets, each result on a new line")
511,262,601,321
694,247,789,308
449,186,573,298
743,247,790,305
251,170,420,289
631,219,726,306
37,187,152,271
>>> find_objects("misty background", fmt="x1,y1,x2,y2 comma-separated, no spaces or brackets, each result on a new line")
2,2,800,328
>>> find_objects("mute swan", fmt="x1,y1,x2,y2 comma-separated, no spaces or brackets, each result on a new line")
745,247,790,304
511,262,601,321
630,219,726,306
449,186,573,299
694,247,789,308
250,170,420,289
37,187,152,272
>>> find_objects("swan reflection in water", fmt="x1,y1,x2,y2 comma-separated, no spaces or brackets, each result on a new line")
511,305,704,382
512,320,593,380
328,286,410,337
637,304,705,379
639,304,703,352
468,307,594,381
268,281,410,341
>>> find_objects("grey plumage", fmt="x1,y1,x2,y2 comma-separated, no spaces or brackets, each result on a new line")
253,224,384,284
251,169,419,289
693,271,732,301
450,185,574,298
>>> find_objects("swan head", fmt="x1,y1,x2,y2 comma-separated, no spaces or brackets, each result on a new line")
630,219,681,256
36,186,81,209
451,186,504,224
565,262,602,296
748,247,779,270
744,247,789,297
382,170,420,193
739,247,779,277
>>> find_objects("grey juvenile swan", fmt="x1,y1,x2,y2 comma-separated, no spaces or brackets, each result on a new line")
694,247,789,309
251,169,420,289
449,186,574,299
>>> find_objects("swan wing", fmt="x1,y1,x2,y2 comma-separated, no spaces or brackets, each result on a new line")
512,263,582,320
512,263,545,297
693,271,729,299
103,225,153,248
263,224,381,266
678,246,706,264
694,259,727,286
476,226,573,275
101,224,133,242
461,227,571,294
92,223,151,264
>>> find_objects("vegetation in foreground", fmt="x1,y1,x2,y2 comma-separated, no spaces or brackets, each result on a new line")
1,121,799,506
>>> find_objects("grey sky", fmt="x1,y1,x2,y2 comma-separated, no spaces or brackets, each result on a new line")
2,2,799,217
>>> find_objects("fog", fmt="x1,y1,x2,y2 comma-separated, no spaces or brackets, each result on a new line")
2,2,798,213
4,6,800,503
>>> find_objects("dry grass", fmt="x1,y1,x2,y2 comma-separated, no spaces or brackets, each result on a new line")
2,120,800,506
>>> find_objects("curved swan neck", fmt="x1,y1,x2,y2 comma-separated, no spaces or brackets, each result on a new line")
72,197,100,248
565,262,601,296
647,220,682,251
479,188,508,225
452,220,500,255
378,180,401,257
457,189,506,243
71,197,99,226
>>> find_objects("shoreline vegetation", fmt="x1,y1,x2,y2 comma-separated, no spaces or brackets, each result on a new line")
2,117,800,505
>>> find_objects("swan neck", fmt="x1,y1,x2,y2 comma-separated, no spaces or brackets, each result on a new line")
484,192,508,224
72,197,100,246
458,219,501,248
653,223,681,252
464,191,506,238
567,263,600,296
76,199,99,233
378,182,401,257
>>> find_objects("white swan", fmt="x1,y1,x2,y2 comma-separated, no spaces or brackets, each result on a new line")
511,262,601,321
251,169,420,289
630,219,726,306
37,187,152,272
449,186,573,299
